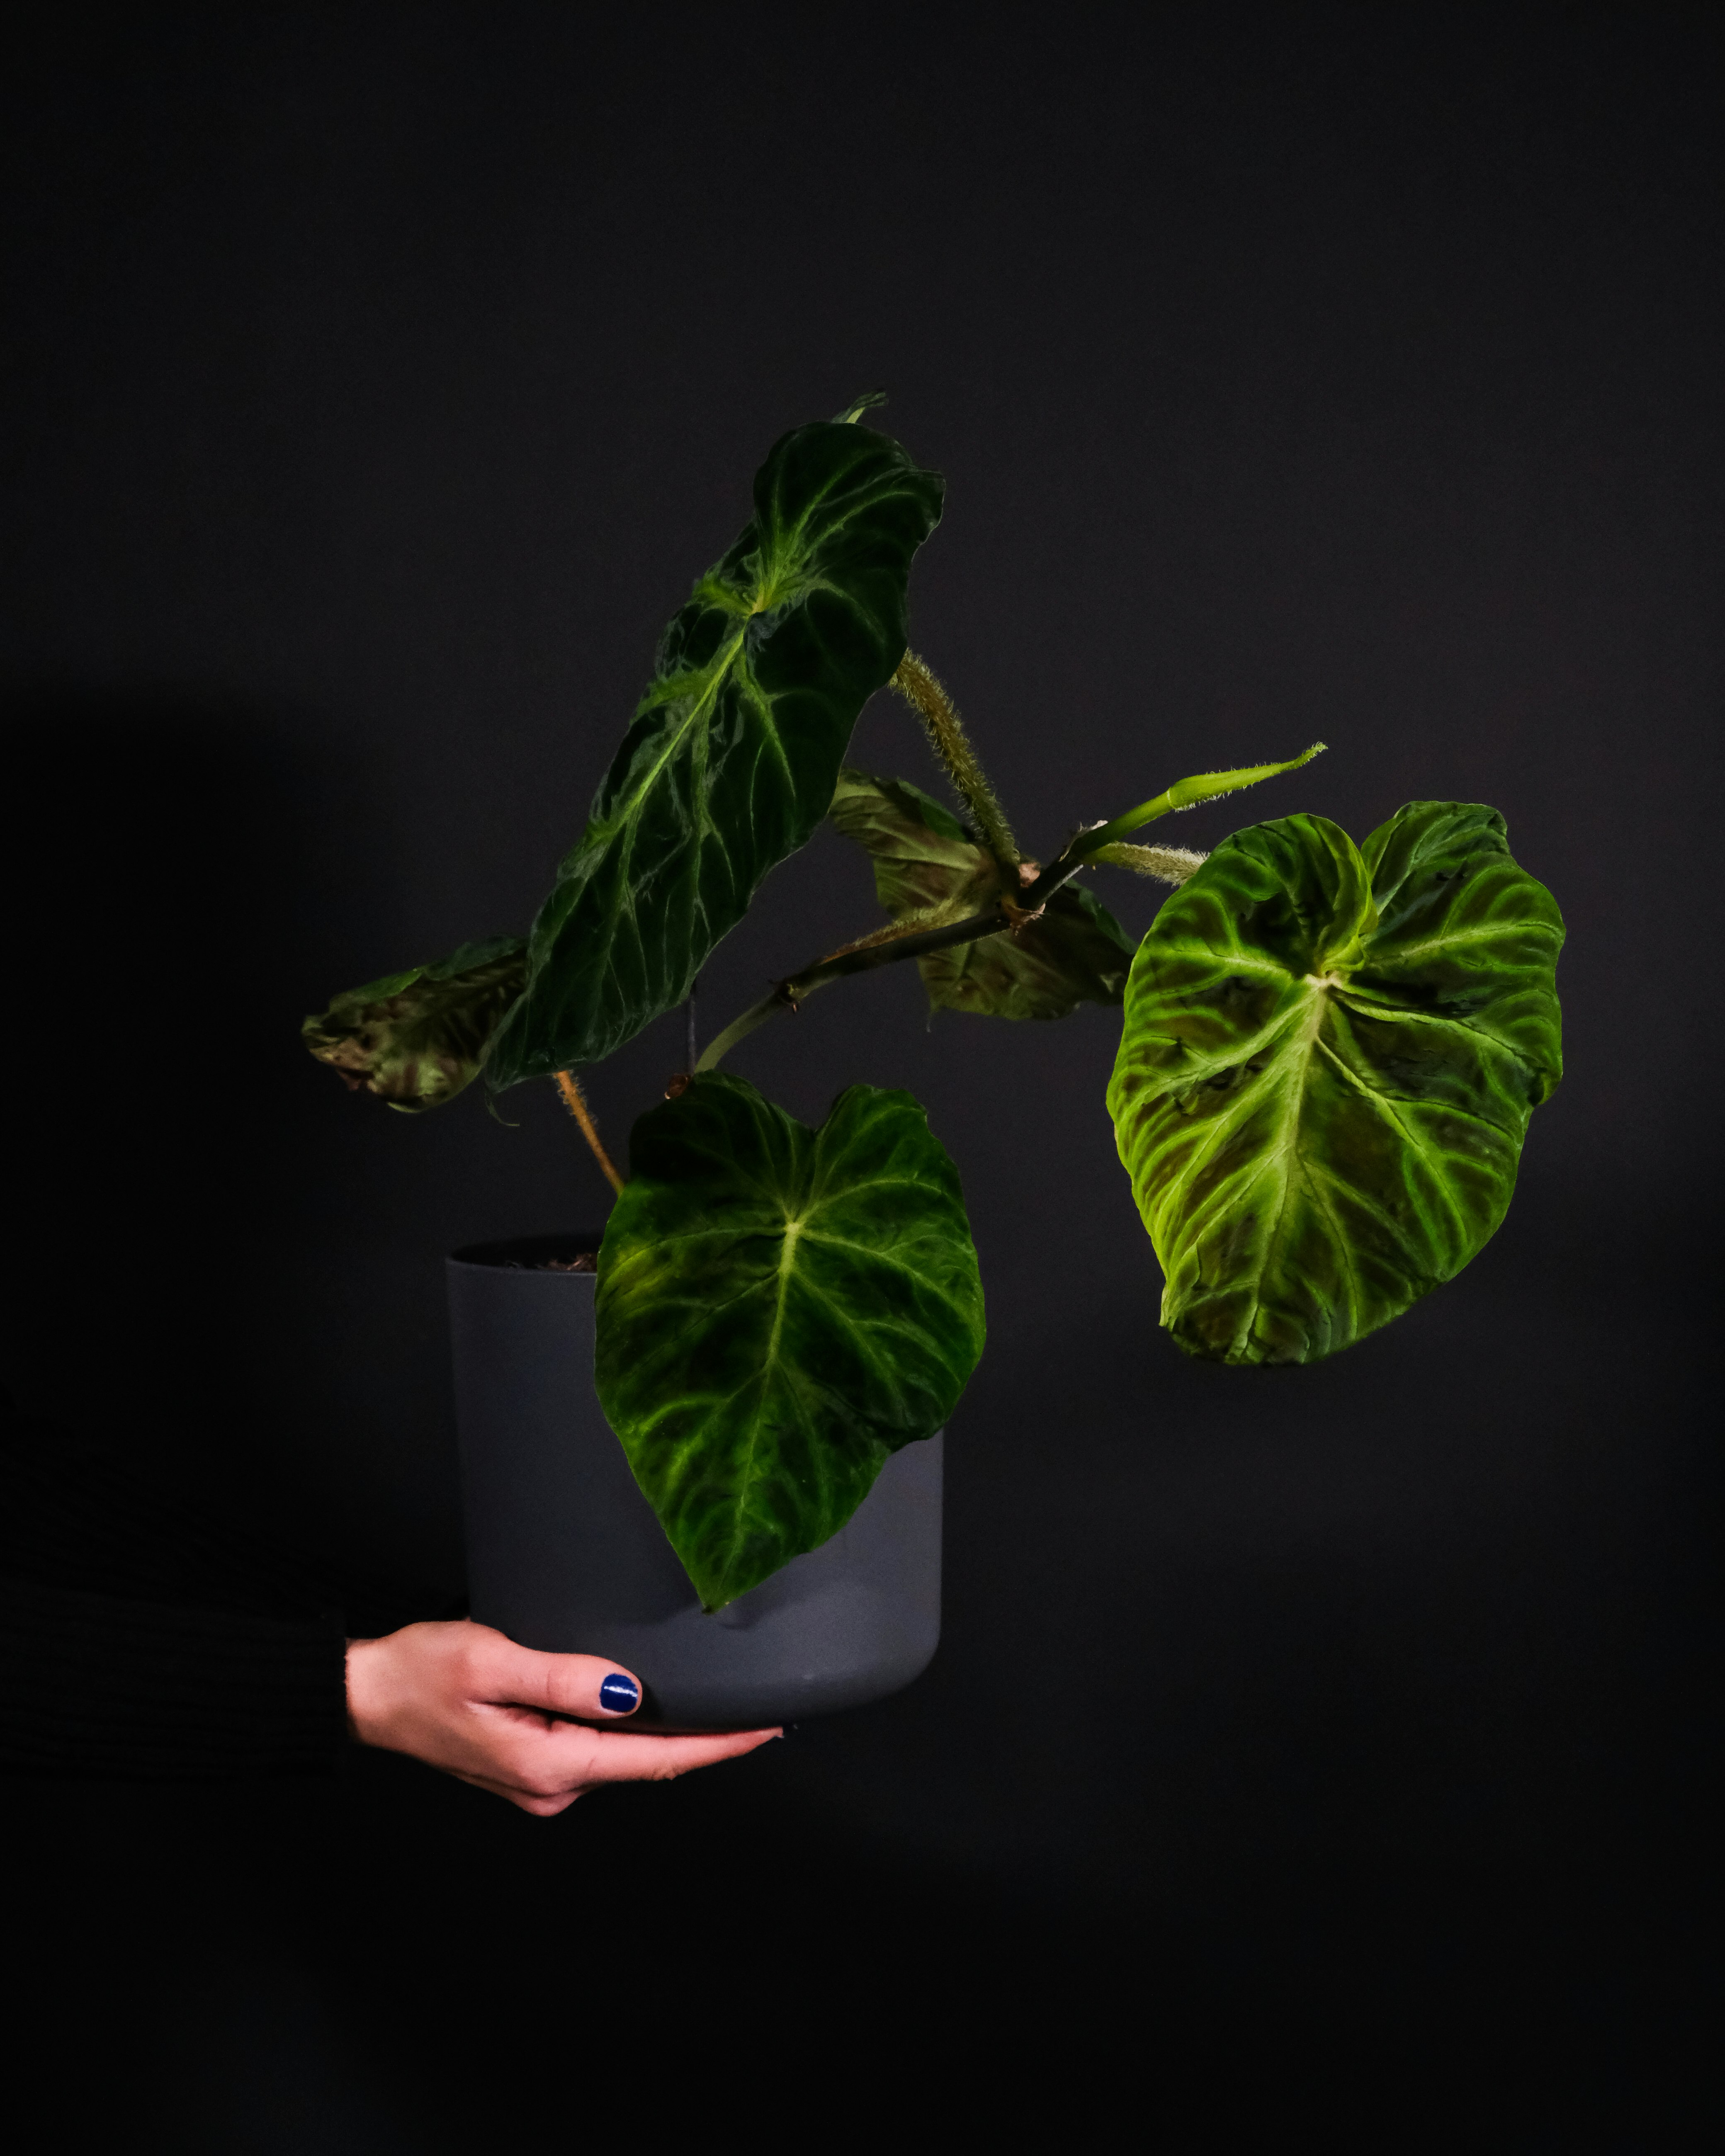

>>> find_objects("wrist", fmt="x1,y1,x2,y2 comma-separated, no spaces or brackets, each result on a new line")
344,1635,387,1748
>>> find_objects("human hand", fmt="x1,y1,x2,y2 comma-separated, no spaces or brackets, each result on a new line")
345,1618,780,1815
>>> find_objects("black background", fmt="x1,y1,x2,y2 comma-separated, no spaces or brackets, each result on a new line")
2,5,1717,2145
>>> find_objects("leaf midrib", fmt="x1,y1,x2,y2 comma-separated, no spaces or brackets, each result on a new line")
711,1215,803,1596
598,620,751,836
1232,981,1332,1354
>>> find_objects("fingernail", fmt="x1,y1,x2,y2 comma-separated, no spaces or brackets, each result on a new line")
598,1673,640,1715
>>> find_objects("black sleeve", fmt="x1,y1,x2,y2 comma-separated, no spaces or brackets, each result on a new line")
0,1573,348,1779
0,1396,446,1781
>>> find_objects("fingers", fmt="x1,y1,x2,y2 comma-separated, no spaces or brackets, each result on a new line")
538,1726,782,1786
350,1622,783,1816
466,1723,781,1813
460,1625,644,1721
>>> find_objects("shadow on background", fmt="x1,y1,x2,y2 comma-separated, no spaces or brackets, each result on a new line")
0,692,344,1508
0,688,558,1588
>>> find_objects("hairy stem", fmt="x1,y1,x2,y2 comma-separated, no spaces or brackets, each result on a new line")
1088,840,1208,884
891,652,1019,874
554,1070,624,1194
1078,743,1325,853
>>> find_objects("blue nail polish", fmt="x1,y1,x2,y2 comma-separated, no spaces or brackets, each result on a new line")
598,1673,640,1714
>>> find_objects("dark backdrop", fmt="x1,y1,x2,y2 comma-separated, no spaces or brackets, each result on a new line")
2,6,1716,2145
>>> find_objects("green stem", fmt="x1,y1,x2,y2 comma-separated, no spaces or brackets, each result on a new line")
1078,743,1325,853
695,898,1035,1073
695,741,1327,1072
694,991,785,1074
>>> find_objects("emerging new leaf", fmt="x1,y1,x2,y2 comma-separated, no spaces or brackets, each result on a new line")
1107,803,1563,1364
302,937,527,1112
486,420,944,1088
828,768,1135,1019
595,1072,985,1609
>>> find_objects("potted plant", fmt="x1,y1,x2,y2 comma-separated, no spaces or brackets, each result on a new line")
305,396,1565,1728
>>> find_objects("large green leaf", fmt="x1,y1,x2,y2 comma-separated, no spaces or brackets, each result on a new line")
828,767,1135,1019
486,420,944,1088
301,937,526,1112
1107,803,1563,1364
595,1071,984,1608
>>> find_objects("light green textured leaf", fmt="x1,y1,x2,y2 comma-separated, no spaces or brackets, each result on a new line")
595,1072,985,1608
1107,803,1563,1364
486,420,944,1088
301,937,527,1113
828,767,1135,1020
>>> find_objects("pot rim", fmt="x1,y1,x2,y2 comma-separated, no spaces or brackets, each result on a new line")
449,1232,607,1271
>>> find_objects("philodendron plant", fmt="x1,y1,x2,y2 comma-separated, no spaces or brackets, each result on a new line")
306,398,1565,1610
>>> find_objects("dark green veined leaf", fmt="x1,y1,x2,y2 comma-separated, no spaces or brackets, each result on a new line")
828,767,1135,1020
928,878,1135,1020
1106,803,1563,1364
302,937,526,1112
485,420,944,1088
595,1071,984,1608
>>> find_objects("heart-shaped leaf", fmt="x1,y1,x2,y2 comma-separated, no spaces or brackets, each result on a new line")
485,420,944,1089
594,1071,984,1609
1107,803,1563,1364
301,937,526,1112
828,767,1135,1020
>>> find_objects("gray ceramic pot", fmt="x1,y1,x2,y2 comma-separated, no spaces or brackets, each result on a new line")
447,1235,943,1729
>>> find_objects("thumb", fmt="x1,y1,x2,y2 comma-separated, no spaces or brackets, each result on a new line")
466,1627,643,1720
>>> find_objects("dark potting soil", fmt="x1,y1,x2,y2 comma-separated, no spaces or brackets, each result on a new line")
451,1235,605,1272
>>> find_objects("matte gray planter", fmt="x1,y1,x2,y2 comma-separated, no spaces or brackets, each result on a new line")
447,1235,943,1729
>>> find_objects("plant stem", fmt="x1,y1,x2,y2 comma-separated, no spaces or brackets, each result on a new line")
891,652,1020,875
685,977,700,1073
1078,743,1326,852
693,741,1327,1074
694,991,787,1073
695,896,1051,1073
1087,840,1208,884
554,1070,624,1194
697,823,1158,1074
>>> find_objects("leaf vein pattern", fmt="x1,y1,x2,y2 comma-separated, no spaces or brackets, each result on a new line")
599,623,752,838
1239,1010,1322,1355
1312,1036,1516,1173
1297,1153,1362,1333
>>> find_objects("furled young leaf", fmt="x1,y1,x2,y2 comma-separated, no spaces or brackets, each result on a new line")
828,767,1135,1020
302,937,527,1113
595,1071,984,1609
484,421,944,1089
1107,803,1563,1364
